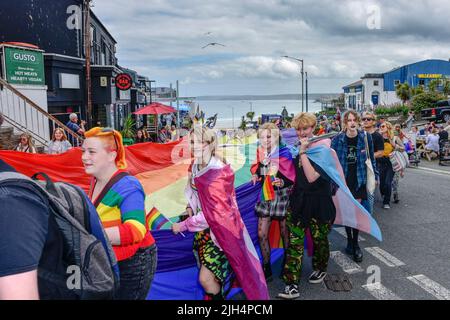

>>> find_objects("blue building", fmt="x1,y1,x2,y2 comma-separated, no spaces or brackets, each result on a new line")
343,59,450,111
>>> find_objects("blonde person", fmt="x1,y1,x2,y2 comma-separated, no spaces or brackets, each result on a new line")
378,122,403,209
331,110,376,263
278,113,336,299
46,128,72,154
82,127,157,300
172,127,268,300
15,133,36,153
250,123,295,281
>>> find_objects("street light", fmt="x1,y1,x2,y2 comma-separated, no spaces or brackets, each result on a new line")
147,80,156,103
241,100,253,112
228,106,235,129
282,55,304,112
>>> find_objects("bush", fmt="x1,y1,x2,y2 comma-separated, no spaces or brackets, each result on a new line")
411,92,446,113
374,104,409,116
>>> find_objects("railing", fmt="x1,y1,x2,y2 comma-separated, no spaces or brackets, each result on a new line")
0,78,83,148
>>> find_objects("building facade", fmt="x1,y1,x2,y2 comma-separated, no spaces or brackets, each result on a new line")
343,59,450,110
0,0,149,130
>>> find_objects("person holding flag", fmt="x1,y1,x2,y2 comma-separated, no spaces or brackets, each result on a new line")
251,123,295,281
279,112,382,300
82,127,157,300
278,113,337,300
172,127,269,300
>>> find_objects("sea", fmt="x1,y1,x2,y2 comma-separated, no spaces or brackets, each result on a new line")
190,99,323,129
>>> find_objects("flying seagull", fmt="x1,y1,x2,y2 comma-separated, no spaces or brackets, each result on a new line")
202,42,226,49
204,32,213,36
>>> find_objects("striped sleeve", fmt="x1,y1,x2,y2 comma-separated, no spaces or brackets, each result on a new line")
116,178,147,245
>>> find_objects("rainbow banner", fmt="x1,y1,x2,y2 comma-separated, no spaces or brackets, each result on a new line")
260,175,275,201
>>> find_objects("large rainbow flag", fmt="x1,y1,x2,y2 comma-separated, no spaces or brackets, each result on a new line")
0,136,268,299
0,130,381,299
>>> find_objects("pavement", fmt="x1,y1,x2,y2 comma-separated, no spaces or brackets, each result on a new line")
267,162,450,300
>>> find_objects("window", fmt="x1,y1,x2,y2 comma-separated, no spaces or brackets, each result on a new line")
101,37,106,65
90,25,96,64
374,80,379,86
419,79,425,86
394,80,400,86
109,44,115,65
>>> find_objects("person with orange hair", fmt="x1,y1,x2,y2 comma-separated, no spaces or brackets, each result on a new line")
82,127,157,300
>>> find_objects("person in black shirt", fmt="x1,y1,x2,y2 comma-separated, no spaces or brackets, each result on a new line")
0,112,50,299
362,111,384,213
278,113,336,300
331,110,377,263
438,125,449,144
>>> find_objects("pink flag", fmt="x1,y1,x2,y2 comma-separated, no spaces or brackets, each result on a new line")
194,165,269,300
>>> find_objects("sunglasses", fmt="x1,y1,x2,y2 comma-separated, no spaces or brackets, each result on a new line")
362,118,374,121
380,125,387,128
101,128,119,151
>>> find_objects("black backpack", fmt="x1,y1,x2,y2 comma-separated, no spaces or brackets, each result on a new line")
0,171,120,300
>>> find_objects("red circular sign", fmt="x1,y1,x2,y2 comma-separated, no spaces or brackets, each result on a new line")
115,73,132,90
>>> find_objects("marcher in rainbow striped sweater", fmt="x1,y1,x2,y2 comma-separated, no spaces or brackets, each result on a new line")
251,123,295,282
82,127,157,300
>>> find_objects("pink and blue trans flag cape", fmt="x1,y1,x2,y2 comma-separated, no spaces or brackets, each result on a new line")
194,164,270,300
306,144,382,241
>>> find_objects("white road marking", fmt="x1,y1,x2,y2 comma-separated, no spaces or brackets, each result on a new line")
364,247,405,267
407,275,450,300
330,251,363,274
412,166,450,177
362,282,402,300
333,227,366,241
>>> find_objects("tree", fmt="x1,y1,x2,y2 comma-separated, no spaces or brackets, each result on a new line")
411,92,446,113
428,79,440,92
246,111,255,122
239,116,247,130
443,79,450,97
395,82,411,104
120,114,136,145
411,85,424,97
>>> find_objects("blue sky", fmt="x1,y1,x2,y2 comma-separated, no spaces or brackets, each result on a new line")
92,0,450,96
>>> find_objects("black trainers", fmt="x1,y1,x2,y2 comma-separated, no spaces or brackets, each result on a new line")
277,284,300,300
308,270,327,284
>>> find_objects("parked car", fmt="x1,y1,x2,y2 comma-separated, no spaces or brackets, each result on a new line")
421,100,450,123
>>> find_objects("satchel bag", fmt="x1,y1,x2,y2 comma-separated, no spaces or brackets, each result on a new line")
364,132,376,194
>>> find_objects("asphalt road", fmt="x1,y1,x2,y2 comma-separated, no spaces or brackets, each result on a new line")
268,166,450,300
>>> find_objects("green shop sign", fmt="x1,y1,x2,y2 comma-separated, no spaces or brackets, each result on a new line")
4,47,45,85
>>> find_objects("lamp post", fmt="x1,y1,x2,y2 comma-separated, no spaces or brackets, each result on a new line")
146,80,155,127
228,106,235,129
84,0,93,128
148,80,155,104
282,56,304,112
305,72,309,112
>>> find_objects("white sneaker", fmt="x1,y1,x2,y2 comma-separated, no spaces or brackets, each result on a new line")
277,284,300,300
383,204,391,209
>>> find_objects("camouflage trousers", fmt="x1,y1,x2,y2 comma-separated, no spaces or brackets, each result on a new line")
282,216,332,285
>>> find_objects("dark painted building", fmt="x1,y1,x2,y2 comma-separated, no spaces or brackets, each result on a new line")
0,0,137,129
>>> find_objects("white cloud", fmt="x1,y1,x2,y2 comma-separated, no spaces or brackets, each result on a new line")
91,0,450,95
